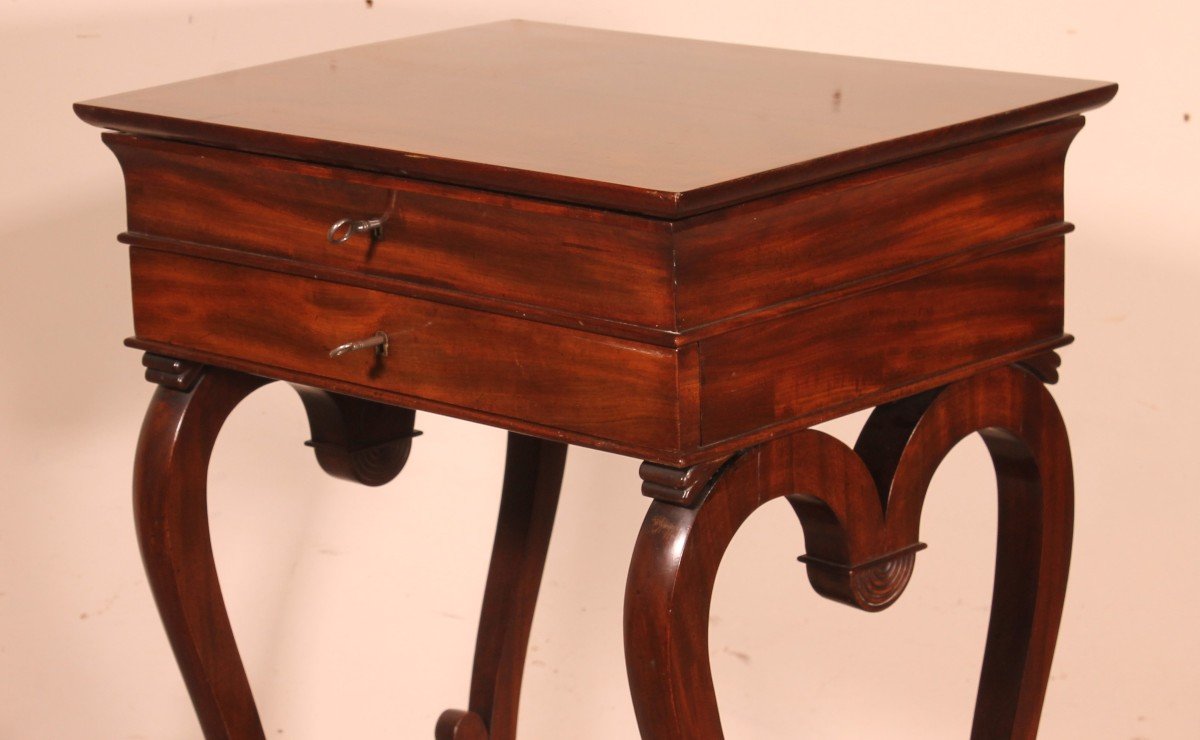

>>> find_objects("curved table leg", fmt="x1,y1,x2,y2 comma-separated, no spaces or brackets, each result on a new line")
972,402,1073,738
437,433,568,740
860,365,1074,738
624,363,1073,739
134,356,272,740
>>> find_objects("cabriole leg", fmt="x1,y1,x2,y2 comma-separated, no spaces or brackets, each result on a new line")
133,355,271,740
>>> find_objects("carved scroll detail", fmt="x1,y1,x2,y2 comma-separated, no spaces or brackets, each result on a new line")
142,352,205,391
292,385,420,487
799,543,927,612
434,709,489,740
1016,349,1064,384
635,362,1071,616
639,458,729,505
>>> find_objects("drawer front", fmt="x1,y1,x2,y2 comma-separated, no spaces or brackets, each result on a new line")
130,248,681,452
110,135,675,330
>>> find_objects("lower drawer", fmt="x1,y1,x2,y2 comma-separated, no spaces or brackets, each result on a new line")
129,248,682,452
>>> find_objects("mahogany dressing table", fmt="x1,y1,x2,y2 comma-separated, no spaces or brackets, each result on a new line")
75,20,1116,739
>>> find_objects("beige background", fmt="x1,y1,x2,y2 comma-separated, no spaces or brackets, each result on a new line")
1,1,1196,738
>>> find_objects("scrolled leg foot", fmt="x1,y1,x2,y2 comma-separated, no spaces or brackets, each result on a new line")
798,543,925,612
435,709,489,740
291,385,419,486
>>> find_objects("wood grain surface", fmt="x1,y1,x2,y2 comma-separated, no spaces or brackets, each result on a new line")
128,248,683,453
109,134,675,330
76,20,1115,217
626,365,1074,738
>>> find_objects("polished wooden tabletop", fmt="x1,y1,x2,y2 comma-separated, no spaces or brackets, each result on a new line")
75,20,1115,217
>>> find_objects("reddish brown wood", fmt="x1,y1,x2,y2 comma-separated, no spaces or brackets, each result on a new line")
79,21,1114,739
638,458,728,506
128,248,681,454
698,239,1065,444
107,134,675,331
92,47,1104,467
1016,349,1065,384
625,365,1073,738
143,352,205,390
102,115,1080,343
74,21,1115,217
673,118,1078,330
134,359,271,740
105,113,1088,465
121,234,1072,466
434,710,488,740
291,386,419,486
437,433,567,740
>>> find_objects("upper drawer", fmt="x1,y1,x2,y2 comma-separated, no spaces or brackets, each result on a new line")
106,135,675,330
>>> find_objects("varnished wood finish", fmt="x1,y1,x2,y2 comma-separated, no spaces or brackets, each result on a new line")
437,434,567,740
75,21,1114,217
673,118,1079,330
1016,350,1065,384
120,210,1073,466
107,134,675,331
104,116,1078,343
625,365,1073,738
698,238,1065,444
434,711,488,740
134,359,271,739
103,122,1078,357
128,248,680,453
291,386,418,486
142,352,205,390
106,109,1085,464
137,353,562,739
80,20,1113,739
639,458,729,506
